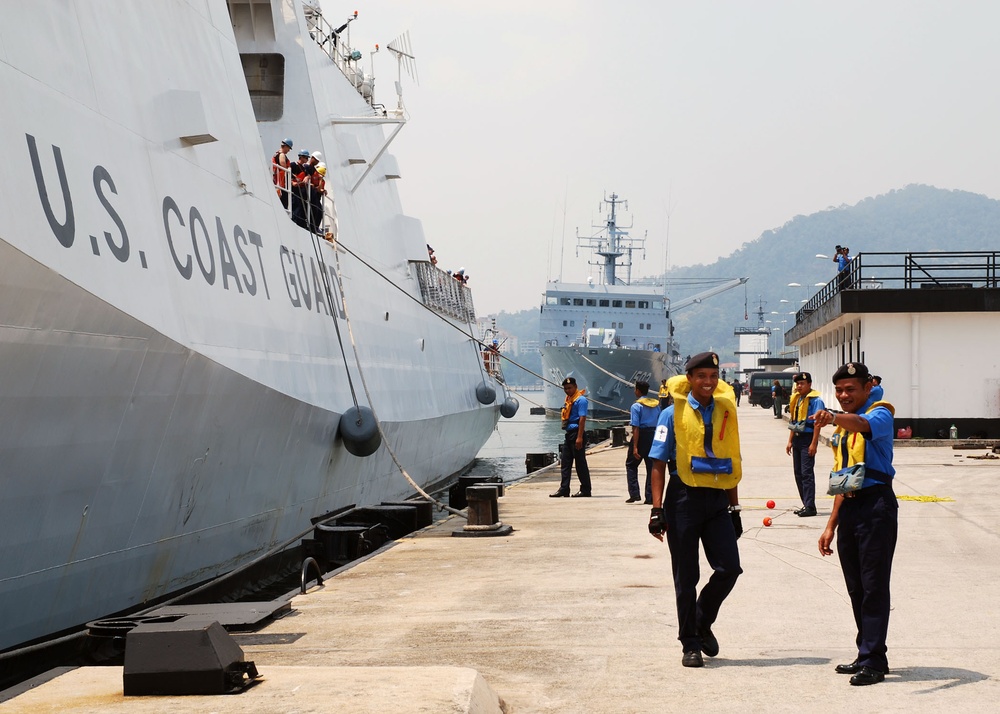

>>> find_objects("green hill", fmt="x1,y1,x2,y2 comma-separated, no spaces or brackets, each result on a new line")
495,184,1000,380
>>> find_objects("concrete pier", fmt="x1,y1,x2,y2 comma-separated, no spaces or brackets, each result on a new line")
4,406,999,712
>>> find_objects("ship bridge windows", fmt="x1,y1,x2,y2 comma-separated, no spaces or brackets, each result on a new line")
599,299,610,307
546,296,558,305
612,300,623,308
625,300,636,308
240,53,285,121
652,300,663,310
586,299,596,306
638,300,649,309
560,298,571,305
573,298,584,306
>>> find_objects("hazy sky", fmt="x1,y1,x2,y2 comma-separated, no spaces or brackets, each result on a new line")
337,1,1000,314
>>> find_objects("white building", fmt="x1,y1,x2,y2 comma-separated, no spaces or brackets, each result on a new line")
785,252,1000,439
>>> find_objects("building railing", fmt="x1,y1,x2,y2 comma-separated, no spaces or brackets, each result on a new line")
412,262,476,323
796,251,1000,323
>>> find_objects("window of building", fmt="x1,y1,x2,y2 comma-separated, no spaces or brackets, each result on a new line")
599,299,610,307
612,300,623,308
638,300,649,309
625,300,636,308
546,296,558,305
573,298,584,306
560,298,571,305
652,300,663,310
585,299,596,306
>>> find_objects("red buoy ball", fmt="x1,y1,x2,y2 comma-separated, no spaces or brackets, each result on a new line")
763,517,773,527
766,500,776,509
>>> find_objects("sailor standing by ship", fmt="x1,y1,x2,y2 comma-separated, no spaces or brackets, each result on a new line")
551,377,592,498
647,352,743,668
625,380,661,504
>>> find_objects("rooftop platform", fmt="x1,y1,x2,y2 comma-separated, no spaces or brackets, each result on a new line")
5,406,999,712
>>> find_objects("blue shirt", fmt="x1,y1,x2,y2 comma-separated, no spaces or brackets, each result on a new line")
649,392,715,466
870,384,884,402
837,254,849,272
858,397,895,477
566,395,588,431
630,400,661,429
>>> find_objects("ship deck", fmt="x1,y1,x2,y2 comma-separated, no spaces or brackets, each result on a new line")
5,406,999,712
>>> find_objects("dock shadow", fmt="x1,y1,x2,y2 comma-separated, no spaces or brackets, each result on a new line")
887,666,989,693
712,656,830,668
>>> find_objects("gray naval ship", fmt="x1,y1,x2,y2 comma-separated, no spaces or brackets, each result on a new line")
0,0,511,652
539,194,746,418
539,194,676,418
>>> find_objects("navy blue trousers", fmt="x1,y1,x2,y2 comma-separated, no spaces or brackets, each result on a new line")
664,474,742,652
559,429,591,495
625,427,656,501
791,432,817,510
836,484,898,672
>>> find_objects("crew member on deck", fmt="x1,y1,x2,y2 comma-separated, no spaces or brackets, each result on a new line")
785,372,825,517
626,380,660,504
814,361,897,686
647,352,743,668
551,377,591,498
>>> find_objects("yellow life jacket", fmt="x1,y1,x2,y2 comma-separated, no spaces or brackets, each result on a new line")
665,374,742,489
560,389,586,429
788,389,821,430
830,400,895,469
636,396,660,409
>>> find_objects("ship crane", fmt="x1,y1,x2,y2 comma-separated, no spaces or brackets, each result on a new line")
668,277,749,313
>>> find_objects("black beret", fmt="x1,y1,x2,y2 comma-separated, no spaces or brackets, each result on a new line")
792,372,812,383
561,377,577,386
685,351,720,372
832,362,871,383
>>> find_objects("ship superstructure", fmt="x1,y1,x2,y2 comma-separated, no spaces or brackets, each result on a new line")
539,194,675,417
0,0,506,651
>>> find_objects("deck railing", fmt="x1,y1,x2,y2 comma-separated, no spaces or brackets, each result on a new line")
412,262,476,323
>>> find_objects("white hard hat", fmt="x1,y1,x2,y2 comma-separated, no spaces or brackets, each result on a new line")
311,151,323,160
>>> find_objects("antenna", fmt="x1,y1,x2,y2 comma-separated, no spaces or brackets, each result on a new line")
386,31,418,113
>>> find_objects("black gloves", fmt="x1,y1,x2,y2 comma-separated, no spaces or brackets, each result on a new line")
731,511,743,540
648,507,666,536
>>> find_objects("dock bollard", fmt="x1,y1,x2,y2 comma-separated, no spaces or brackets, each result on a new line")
524,452,556,473
453,485,513,537
611,426,627,447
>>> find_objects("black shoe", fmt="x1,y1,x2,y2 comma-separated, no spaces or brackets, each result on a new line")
835,659,860,674
571,491,591,498
698,628,719,657
849,666,885,686
797,507,817,517
643,499,653,505
681,650,704,668
625,496,641,503
549,491,569,498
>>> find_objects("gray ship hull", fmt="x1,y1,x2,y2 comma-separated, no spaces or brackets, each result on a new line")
0,0,502,651
540,345,675,419
0,240,497,650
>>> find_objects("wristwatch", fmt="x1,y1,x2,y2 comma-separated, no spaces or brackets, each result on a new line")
728,504,742,513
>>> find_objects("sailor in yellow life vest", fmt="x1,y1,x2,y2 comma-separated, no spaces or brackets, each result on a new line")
647,352,743,668
812,361,896,687
550,377,592,498
785,372,826,517
625,380,661,504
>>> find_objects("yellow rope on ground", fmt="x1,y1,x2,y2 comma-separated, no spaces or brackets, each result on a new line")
897,495,955,502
